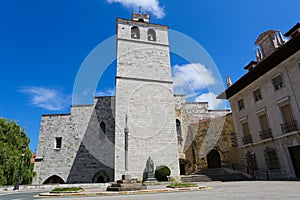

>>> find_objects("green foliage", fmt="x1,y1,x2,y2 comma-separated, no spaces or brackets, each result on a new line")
0,118,34,186
155,165,171,181
167,183,198,188
52,187,83,193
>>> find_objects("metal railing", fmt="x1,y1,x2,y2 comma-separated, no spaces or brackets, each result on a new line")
242,135,253,145
281,120,298,134
259,128,273,140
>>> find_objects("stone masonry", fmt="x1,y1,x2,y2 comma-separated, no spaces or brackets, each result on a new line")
33,14,231,184
114,16,179,180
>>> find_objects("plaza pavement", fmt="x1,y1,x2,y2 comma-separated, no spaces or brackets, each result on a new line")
35,181,300,199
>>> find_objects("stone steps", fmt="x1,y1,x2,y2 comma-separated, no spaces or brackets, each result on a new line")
181,168,250,182
181,175,212,182
195,168,250,181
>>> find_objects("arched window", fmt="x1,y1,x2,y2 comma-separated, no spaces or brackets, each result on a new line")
131,26,140,39
147,29,156,41
92,171,110,183
176,119,181,137
100,121,106,134
176,119,183,145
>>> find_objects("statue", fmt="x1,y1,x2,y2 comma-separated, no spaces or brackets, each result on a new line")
143,156,157,181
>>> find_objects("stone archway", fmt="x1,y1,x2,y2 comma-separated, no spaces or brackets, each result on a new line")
92,171,109,183
43,175,65,184
207,149,221,168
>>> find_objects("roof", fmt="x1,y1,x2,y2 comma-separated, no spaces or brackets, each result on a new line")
116,18,169,29
284,23,300,37
217,33,300,100
42,113,70,117
255,30,277,45
243,60,258,70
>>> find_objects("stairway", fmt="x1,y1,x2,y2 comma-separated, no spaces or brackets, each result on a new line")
182,168,250,182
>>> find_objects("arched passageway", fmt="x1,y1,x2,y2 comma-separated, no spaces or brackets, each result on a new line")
43,175,65,184
207,149,221,168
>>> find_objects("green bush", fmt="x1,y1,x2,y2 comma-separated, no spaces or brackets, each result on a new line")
167,183,198,188
51,187,82,193
155,165,171,181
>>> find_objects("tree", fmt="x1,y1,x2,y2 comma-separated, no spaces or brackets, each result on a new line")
0,118,34,186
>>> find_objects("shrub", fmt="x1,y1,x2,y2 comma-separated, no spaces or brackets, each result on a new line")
167,183,198,188
155,165,171,181
51,187,83,193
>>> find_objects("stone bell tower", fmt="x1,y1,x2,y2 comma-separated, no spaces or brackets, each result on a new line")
114,13,180,180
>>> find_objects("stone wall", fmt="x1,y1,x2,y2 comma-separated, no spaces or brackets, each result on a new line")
33,97,115,184
174,96,230,160
115,19,179,180
33,113,74,184
184,114,243,174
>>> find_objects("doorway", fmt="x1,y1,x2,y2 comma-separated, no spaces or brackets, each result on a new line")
179,159,186,175
289,146,300,177
207,149,221,168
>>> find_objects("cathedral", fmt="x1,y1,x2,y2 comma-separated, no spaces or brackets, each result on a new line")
33,14,231,184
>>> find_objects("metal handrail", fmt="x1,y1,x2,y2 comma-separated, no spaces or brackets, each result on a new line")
259,128,273,140
242,135,252,145
281,120,297,134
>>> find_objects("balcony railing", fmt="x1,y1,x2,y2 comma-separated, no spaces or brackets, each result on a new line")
281,120,298,134
242,135,253,145
259,128,273,140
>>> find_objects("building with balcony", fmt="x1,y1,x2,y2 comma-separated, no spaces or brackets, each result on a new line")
218,23,300,179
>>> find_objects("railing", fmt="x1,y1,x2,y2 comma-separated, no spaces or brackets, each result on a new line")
242,135,253,145
281,120,298,134
259,128,273,140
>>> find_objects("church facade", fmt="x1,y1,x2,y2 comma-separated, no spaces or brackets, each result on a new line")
33,14,230,184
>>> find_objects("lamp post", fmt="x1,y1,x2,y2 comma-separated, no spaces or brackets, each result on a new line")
14,145,26,190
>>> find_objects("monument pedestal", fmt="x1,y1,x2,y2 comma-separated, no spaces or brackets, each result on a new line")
106,179,146,191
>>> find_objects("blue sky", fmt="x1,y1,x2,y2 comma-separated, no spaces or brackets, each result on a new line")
1,0,299,151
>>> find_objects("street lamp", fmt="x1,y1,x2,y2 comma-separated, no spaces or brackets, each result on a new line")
13,145,26,190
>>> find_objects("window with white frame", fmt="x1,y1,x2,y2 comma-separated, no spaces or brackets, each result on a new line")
55,137,62,149
238,99,245,110
253,88,262,102
272,75,284,90
279,101,297,133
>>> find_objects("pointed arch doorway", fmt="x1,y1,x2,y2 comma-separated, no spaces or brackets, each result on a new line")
207,149,221,168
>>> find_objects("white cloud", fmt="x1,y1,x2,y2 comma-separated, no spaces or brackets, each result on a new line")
195,92,224,109
107,0,165,19
172,63,216,96
20,87,70,111
95,88,115,97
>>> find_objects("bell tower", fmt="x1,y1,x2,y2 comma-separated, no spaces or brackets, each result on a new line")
114,14,180,180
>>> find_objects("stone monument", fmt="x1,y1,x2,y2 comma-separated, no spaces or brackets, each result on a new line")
143,156,157,181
